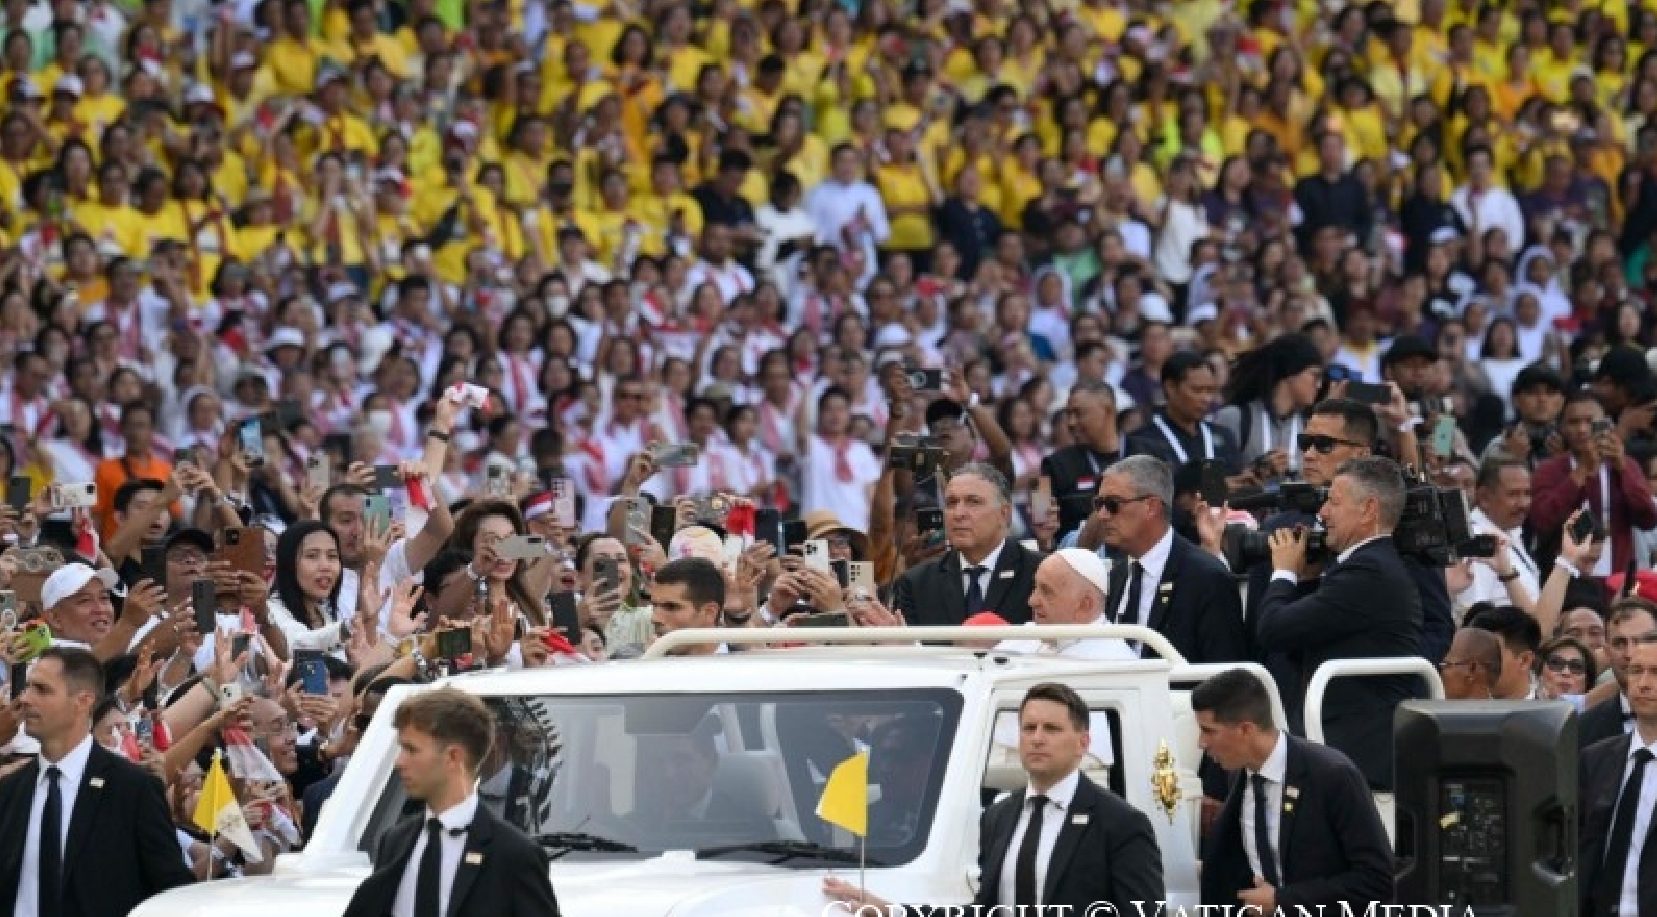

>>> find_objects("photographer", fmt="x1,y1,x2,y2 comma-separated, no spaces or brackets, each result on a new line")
1530,390,1657,574
1481,364,1566,471
1255,455,1424,791
1225,398,1454,667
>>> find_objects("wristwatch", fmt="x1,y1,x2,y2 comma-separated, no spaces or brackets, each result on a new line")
1497,570,1520,583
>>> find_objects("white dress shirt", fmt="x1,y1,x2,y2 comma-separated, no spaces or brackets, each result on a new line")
961,541,1005,604
1455,508,1539,610
1450,184,1526,251
998,769,1081,907
1240,731,1288,883
15,733,94,917
1116,528,1174,626
1617,731,1657,916
392,793,480,917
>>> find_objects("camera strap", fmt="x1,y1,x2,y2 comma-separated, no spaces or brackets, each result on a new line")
1257,407,1300,471
1153,414,1214,465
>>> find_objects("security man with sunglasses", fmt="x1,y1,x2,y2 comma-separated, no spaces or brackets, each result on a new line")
1237,398,1454,704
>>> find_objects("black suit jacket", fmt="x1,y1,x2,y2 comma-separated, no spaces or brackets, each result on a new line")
1581,731,1657,917
1245,510,1452,667
1039,445,1119,539
0,741,195,917
892,537,1041,627
1124,411,1242,475
1579,696,1629,751
302,767,344,845
1255,537,1423,790
342,800,561,917
1105,532,1246,663
1201,735,1393,908
962,774,1164,912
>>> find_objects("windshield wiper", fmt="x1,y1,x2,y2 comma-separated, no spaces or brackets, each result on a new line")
696,840,880,866
533,832,639,859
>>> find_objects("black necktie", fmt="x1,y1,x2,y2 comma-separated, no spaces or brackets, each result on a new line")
1118,561,1144,625
39,765,62,917
1013,794,1048,907
1251,773,1281,887
1599,748,1655,909
965,565,987,615
415,817,444,917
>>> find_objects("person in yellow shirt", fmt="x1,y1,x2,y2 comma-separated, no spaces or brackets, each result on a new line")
873,121,938,262
735,54,786,136
580,168,639,271
72,56,125,139
659,4,711,93
340,0,410,80
305,65,379,158
501,115,552,209
71,159,145,258
267,0,322,96
1531,21,1579,103
636,155,704,258
173,158,238,298
231,188,281,265
132,167,189,253
306,152,375,282
42,76,92,149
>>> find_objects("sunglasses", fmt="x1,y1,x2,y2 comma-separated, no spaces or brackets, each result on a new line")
1297,433,1367,455
1093,494,1153,514
1545,655,1587,675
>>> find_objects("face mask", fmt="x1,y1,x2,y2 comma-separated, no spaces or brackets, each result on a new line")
547,293,571,316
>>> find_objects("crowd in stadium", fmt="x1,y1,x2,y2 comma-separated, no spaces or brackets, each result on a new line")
2,0,1657,909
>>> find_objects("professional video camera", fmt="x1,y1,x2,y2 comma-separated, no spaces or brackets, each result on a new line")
1219,466,1497,571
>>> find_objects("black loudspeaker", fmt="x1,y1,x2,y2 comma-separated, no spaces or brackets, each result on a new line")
1393,701,1576,915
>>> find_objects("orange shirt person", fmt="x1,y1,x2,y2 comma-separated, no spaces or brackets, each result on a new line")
93,403,175,539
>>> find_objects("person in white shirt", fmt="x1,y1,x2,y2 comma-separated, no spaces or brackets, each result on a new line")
1450,145,1526,252
805,143,890,251
1453,459,1541,613
682,224,755,305
996,549,1136,660
340,689,559,917
800,386,881,534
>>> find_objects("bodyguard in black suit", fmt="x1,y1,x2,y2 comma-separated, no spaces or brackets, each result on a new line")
1193,669,1393,911
1096,454,1246,662
343,688,559,917
1578,602,1657,750
1040,380,1123,539
824,682,1164,914
892,463,1041,626
1256,456,1424,791
1581,638,1657,917
1,647,194,917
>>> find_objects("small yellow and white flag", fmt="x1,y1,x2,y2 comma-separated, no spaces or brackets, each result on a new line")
816,750,869,837
193,750,263,863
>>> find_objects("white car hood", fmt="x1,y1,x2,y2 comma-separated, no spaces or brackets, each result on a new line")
130,854,900,917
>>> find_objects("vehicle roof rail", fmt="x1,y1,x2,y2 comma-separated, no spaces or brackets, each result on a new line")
641,624,1189,664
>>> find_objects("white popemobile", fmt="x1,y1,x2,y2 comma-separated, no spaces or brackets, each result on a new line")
131,626,1441,917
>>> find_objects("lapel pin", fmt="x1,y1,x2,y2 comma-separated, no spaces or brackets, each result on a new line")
1284,803,1295,814
89,777,104,789
1158,583,1172,591
998,570,1014,579
464,852,484,865
1285,786,1299,800
1071,813,1089,825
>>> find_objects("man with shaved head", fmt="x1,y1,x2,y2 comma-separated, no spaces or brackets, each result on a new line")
1440,628,1503,700
995,548,1136,660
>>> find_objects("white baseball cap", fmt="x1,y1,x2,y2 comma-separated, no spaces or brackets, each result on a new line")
42,563,119,611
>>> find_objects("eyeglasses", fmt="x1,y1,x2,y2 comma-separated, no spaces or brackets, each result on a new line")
1297,433,1367,455
1545,655,1587,675
1093,494,1153,514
